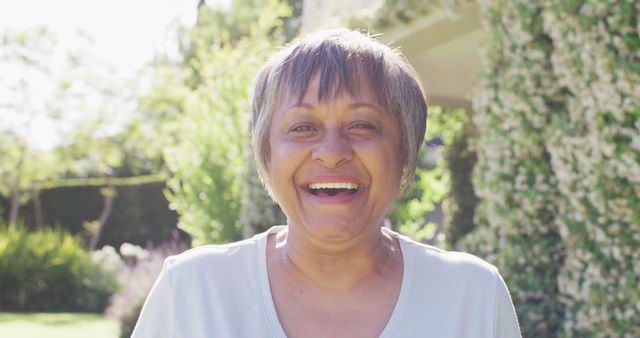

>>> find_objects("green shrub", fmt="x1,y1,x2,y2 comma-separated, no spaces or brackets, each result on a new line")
0,224,120,312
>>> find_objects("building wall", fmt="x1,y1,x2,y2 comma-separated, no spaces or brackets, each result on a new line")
301,0,381,33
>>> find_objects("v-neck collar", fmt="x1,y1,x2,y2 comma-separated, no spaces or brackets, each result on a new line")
255,226,413,338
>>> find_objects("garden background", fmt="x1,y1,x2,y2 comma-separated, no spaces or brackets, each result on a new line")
0,0,638,337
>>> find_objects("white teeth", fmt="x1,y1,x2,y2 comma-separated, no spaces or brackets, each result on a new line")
308,182,359,190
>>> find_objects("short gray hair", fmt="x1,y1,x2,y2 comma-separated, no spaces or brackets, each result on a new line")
251,28,427,194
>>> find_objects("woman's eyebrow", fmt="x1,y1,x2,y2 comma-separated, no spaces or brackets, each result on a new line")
348,102,384,113
282,102,314,113
281,101,384,115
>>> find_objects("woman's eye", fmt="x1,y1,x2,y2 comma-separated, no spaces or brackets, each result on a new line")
290,124,315,133
350,122,377,131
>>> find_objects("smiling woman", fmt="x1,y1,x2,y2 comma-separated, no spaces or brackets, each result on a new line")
132,28,521,338
267,72,404,246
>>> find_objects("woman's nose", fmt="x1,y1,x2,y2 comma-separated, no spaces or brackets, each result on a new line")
311,128,354,168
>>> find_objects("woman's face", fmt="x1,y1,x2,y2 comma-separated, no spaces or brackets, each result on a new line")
267,74,404,243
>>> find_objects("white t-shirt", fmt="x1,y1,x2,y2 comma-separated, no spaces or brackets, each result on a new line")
132,226,521,338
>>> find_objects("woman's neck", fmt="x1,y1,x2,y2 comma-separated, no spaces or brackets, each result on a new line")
271,226,402,290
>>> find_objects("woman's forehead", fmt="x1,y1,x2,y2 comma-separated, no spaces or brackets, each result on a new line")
272,81,395,126
286,71,378,105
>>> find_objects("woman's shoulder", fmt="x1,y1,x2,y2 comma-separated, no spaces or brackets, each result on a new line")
384,231,521,336
389,230,499,280
163,227,278,273
412,240,495,271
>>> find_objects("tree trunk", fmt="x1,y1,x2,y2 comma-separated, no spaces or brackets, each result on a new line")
8,188,20,226
8,108,33,227
88,186,116,250
32,189,43,229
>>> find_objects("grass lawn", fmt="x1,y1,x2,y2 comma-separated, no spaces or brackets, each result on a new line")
0,312,119,338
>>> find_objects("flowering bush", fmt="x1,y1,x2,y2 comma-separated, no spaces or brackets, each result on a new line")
465,1,640,337
346,0,639,336
543,2,640,335
92,245,124,272
106,239,188,338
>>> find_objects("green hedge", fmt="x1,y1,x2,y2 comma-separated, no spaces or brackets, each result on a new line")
1,182,182,249
0,225,120,312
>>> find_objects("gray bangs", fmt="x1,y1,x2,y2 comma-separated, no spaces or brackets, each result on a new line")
275,31,391,110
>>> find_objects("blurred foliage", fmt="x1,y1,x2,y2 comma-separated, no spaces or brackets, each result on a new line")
390,161,447,243
0,224,120,312
240,153,286,236
0,2,301,246
0,26,162,237
106,240,187,338
55,118,167,179
155,0,293,245
0,133,61,205
442,111,478,248
0,28,67,222
389,106,471,244
0,26,152,180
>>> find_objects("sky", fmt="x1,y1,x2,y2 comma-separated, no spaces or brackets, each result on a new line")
0,0,229,150
0,0,201,70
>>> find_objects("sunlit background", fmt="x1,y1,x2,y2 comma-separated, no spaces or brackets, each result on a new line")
1,1,638,337
0,0,220,149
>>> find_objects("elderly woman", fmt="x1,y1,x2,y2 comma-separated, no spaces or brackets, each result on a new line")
132,29,521,338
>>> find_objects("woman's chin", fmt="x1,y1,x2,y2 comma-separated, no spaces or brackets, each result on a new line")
298,218,371,244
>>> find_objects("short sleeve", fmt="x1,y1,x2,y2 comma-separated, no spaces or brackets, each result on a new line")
494,272,521,338
131,258,175,338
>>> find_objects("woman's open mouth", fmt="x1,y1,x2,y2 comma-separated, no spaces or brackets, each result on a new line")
305,182,361,198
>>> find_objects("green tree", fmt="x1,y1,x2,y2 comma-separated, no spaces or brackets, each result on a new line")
0,26,163,250
0,28,66,226
159,0,292,245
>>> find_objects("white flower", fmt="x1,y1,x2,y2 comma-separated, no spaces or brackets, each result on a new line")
120,242,150,261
